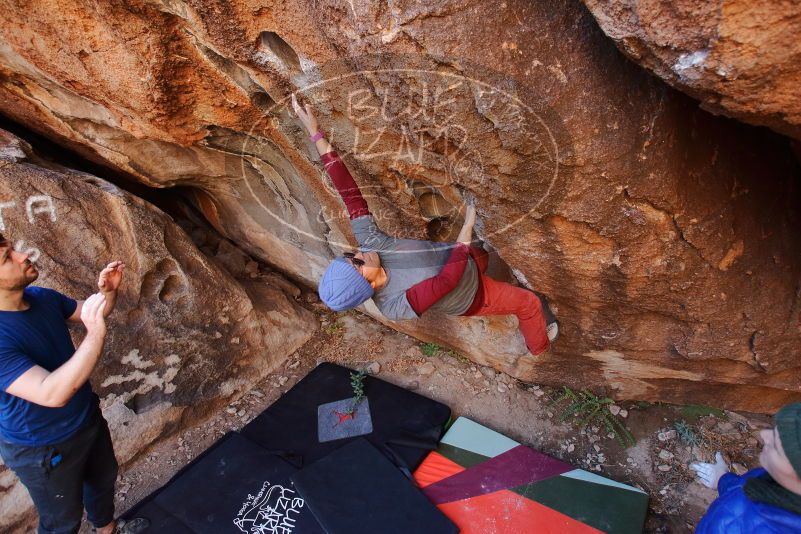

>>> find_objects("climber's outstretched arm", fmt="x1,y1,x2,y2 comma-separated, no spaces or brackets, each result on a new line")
292,95,370,220
293,94,333,156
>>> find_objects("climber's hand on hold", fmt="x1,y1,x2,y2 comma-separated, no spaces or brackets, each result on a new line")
690,451,729,489
291,94,318,135
462,203,476,229
457,203,476,246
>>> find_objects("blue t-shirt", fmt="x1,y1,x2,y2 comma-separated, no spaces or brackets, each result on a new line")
0,286,93,446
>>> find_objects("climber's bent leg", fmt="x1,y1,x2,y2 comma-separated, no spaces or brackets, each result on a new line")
466,275,550,355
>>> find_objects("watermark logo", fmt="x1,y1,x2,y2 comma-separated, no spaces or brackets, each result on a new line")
239,54,568,252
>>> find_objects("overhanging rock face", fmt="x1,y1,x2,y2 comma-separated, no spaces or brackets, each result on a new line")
581,0,801,140
0,0,800,413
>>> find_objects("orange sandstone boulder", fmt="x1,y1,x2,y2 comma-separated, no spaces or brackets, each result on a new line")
0,0,799,414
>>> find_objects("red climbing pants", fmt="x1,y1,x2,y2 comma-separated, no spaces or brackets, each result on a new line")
463,247,550,355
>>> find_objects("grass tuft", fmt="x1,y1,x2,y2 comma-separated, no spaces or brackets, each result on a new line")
674,419,702,446
421,342,441,357
551,386,635,447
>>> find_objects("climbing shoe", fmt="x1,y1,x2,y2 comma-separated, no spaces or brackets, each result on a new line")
534,291,559,343
546,321,560,343
112,518,150,534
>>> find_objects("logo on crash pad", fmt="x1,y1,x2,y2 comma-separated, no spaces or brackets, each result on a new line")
317,397,374,443
233,481,305,534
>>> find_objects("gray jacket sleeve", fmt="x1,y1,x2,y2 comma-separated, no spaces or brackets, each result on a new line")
373,291,420,321
350,215,394,251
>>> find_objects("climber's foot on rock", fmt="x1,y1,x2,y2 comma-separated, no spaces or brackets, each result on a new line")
535,291,559,343
546,320,559,343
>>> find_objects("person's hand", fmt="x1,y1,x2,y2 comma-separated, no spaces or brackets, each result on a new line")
81,293,107,335
457,203,477,246
291,94,318,135
690,451,729,489
97,261,125,293
462,203,476,229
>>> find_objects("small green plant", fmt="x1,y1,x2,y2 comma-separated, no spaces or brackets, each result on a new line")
421,342,441,357
324,321,344,335
674,419,702,446
345,369,367,415
551,387,635,447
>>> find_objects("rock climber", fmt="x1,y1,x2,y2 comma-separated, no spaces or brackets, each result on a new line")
690,402,801,533
292,95,558,356
0,234,148,534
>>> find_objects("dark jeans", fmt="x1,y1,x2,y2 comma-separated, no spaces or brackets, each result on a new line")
0,403,119,534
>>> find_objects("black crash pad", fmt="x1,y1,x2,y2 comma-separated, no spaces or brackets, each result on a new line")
124,363,452,532
124,432,324,533
291,438,458,534
241,362,451,471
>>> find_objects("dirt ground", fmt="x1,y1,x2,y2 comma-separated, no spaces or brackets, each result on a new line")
82,302,770,533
